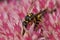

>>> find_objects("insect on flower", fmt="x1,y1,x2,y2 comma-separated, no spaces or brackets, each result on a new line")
22,8,56,35
22,0,57,36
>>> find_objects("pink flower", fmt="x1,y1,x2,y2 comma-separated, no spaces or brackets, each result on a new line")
0,0,60,40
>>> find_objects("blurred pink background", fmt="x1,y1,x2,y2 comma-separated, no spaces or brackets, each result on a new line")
0,0,60,40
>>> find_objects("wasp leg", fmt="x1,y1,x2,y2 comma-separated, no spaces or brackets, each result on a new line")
50,8,56,14
22,21,28,36
22,21,28,28
34,21,39,31
22,29,25,36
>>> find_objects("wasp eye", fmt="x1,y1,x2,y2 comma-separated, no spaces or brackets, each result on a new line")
25,15,31,21
22,21,28,28
25,13,34,22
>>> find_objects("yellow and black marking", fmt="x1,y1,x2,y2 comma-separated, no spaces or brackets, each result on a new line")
22,8,56,35
25,13,34,22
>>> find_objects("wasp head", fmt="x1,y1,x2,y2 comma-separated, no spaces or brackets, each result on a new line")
25,13,34,22
22,13,34,27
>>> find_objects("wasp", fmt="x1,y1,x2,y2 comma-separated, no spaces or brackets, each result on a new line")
22,8,56,35
22,8,47,27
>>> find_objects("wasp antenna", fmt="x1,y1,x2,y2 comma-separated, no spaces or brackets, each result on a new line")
44,0,50,10
27,0,37,14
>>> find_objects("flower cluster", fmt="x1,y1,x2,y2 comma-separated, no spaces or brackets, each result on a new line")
0,0,60,40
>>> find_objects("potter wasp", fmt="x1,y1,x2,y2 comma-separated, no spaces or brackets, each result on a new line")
22,8,56,27
22,0,57,36
22,8,56,35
